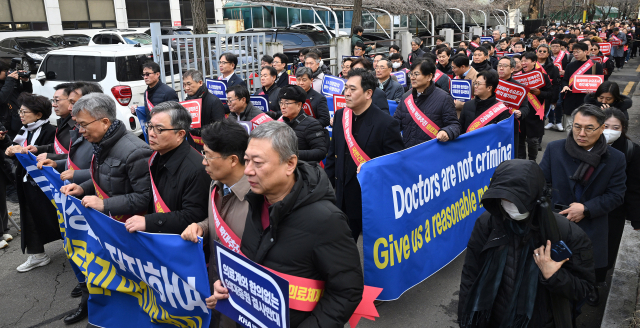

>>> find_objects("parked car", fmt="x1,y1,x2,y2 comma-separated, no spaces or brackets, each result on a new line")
89,29,152,46
0,37,64,73
31,45,182,136
143,27,194,49
48,34,91,48
236,28,331,64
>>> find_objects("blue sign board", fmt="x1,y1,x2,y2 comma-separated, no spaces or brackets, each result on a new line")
321,75,345,96
450,79,473,101
215,241,289,328
480,37,494,43
206,79,227,100
391,71,407,86
250,95,269,113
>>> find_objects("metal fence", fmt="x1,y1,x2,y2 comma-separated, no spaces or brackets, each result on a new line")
149,22,266,100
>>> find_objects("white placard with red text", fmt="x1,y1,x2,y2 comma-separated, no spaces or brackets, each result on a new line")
181,98,202,128
512,71,546,89
495,80,528,108
598,43,612,56
572,75,604,93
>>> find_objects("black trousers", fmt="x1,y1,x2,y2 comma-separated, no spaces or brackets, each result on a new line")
0,173,8,233
595,211,627,283
614,56,625,69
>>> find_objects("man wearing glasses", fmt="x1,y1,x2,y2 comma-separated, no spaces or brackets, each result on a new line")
375,57,404,100
124,101,210,235
540,104,626,307
272,53,290,88
226,85,263,122
138,61,179,119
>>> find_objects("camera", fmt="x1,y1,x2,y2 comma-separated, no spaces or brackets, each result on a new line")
7,70,31,79
8,58,30,78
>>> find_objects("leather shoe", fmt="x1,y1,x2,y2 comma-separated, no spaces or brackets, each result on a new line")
70,283,83,298
586,286,600,307
63,304,87,324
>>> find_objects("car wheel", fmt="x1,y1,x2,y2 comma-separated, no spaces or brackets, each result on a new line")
21,59,31,73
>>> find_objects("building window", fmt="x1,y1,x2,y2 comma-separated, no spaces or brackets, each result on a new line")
59,0,116,30
179,0,216,26
0,0,48,31
126,0,171,27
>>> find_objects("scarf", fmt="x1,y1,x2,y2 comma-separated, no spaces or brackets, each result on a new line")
565,131,608,185
13,119,47,146
460,214,540,328
311,67,323,79
91,119,121,159
471,60,492,73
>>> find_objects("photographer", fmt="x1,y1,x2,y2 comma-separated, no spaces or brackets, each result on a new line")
0,60,32,138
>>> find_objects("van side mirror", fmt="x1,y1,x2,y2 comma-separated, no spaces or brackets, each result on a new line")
46,71,56,80
36,71,46,86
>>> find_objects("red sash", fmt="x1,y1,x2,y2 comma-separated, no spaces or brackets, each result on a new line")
54,129,69,155
470,42,480,48
211,186,382,321
342,108,371,165
466,101,509,132
404,94,439,139
66,139,80,171
553,51,566,72
148,152,171,214
569,60,595,87
433,70,444,83
90,155,143,222
251,113,274,129
527,93,545,120
145,90,154,110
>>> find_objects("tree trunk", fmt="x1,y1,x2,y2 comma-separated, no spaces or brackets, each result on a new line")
529,0,541,19
352,0,362,36
190,0,211,75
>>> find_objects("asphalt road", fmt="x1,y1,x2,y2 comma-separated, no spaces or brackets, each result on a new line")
0,57,638,328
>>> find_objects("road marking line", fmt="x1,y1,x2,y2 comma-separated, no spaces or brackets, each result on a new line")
623,82,635,95
636,64,640,72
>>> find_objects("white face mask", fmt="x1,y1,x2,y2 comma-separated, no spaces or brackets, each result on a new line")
603,129,622,144
392,62,402,69
550,32,556,35
501,199,529,221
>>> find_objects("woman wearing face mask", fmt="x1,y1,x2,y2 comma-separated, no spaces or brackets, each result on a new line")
596,107,640,288
584,81,632,119
459,159,594,328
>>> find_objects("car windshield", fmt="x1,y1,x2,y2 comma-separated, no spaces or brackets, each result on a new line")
306,32,330,45
17,38,58,48
64,35,91,45
122,33,152,45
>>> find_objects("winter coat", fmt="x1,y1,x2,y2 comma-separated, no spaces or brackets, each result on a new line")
282,111,327,164
242,162,364,327
584,93,632,119
610,137,640,229
143,81,179,119
226,73,247,88
561,60,603,115
437,62,453,76
381,77,404,100
470,60,494,73
228,102,263,122
275,71,289,88
408,48,426,65
305,88,331,128
79,122,153,217
459,95,512,133
54,129,92,184
611,32,627,57
540,138,627,268
519,69,553,138
394,84,460,148
0,77,32,137
540,59,560,104
186,85,225,135
372,88,390,114
254,84,281,116
459,160,595,328
36,114,75,160
351,34,372,53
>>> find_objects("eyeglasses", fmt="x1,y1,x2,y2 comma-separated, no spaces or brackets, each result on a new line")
145,122,182,135
497,64,511,68
18,110,33,116
537,50,548,53
51,98,68,104
409,72,422,78
272,61,282,65
201,150,223,161
142,73,157,77
227,97,238,103
75,118,102,130
572,124,602,134
219,61,230,65
473,82,486,86
279,101,297,107
375,66,388,70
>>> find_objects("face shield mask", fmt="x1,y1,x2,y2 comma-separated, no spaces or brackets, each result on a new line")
501,199,529,221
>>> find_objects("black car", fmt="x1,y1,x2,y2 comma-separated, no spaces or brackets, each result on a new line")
144,27,194,49
0,37,64,73
236,28,331,64
48,34,91,48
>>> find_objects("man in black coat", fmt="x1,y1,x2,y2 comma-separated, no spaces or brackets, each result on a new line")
540,104,626,306
124,102,210,235
459,159,595,328
207,121,364,327
140,61,179,120
219,52,247,88
0,62,32,137
394,59,460,148
32,83,75,161
325,69,404,241
183,69,225,150
470,46,496,73
272,53,290,88
376,58,404,100
460,70,519,133
254,66,281,116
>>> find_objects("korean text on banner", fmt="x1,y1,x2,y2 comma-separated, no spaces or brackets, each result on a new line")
495,80,528,108
250,95,270,113
206,79,227,100
215,241,290,328
572,75,604,93
480,37,493,43
181,98,202,128
358,116,515,300
450,79,472,101
15,153,212,328
391,71,407,86
598,43,612,56
321,76,345,96
512,71,546,89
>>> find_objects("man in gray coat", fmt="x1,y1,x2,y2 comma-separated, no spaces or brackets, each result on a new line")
376,57,404,100
610,27,627,71
61,93,152,221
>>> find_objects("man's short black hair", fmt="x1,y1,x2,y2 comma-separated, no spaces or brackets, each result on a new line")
452,54,470,67
472,35,480,42
220,52,238,69
389,45,400,52
299,48,310,56
482,41,495,50
261,55,273,64
54,82,75,97
435,36,445,42
572,104,606,125
514,41,526,48
73,82,103,96
261,66,277,77
350,57,373,70
459,40,468,47
142,61,161,73
389,53,403,61
477,70,499,95
226,85,250,103
354,41,365,49
346,68,377,94
522,51,538,62
573,42,589,52
410,58,436,77
0,60,10,73
273,53,288,64
201,119,249,163
353,25,364,34
436,47,451,56
474,46,489,56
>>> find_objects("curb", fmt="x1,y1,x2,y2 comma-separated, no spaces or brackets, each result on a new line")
601,222,640,327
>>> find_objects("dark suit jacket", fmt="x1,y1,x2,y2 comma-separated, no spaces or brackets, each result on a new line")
325,104,404,223
227,73,247,88
539,138,627,268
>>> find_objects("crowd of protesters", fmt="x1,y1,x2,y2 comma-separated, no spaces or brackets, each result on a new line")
0,17,638,328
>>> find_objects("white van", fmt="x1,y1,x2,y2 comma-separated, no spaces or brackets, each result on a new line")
31,45,182,136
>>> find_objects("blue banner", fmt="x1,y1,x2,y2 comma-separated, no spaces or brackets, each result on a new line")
215,241,290,328
358,116,515,300
206,79,227,100
480,36,493,43
250,95,269,113
450,79,473,101
321,75,345,96
391,71,406,86
16,153,212,328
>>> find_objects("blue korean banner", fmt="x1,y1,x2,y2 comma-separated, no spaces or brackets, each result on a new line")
215,241,289,328
450,79,473,101
391,71,406,86
358,116,515,300
250,95,269,113
321,75,345,96
16,154,212,328
206,79,227,99
480,36,493,43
